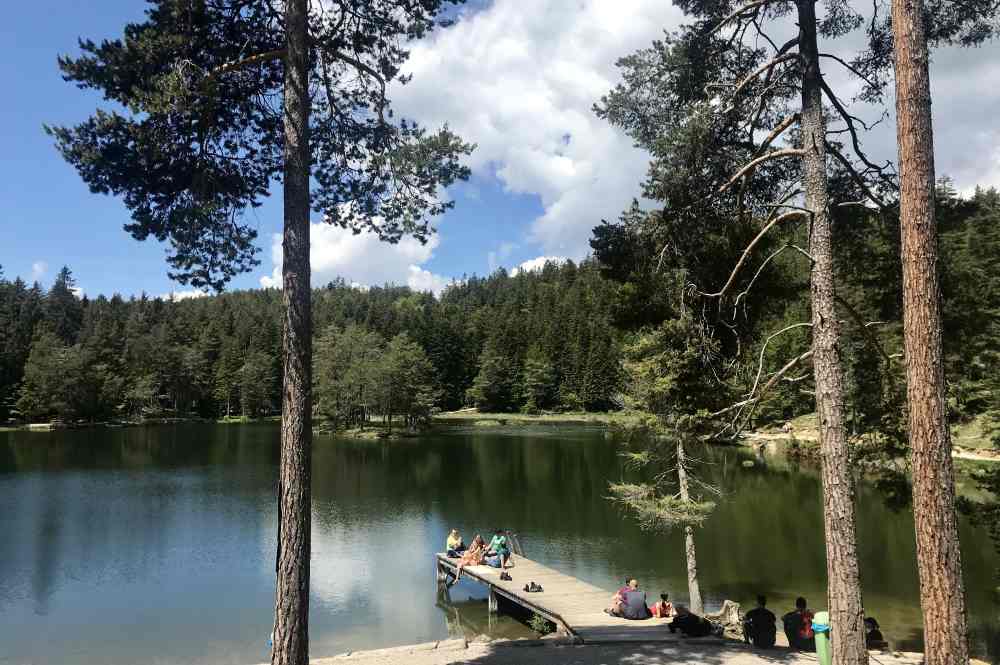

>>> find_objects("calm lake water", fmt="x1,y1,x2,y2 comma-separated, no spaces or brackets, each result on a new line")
1,423,998,664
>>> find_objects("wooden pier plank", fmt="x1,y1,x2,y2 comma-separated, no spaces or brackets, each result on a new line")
435,553,697,644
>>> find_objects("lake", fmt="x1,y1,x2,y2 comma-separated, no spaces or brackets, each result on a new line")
1,423,997,664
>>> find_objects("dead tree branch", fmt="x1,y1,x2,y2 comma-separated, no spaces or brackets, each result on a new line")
698,210,807,298
835,295,894,367
825,140,888,209
709,0,785,36
717,148,805,195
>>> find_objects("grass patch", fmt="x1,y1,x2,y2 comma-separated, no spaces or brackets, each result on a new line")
217,415,281,424
951,414,994,450
434,409,642,428
528,613,556,635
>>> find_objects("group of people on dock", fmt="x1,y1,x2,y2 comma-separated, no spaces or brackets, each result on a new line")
445,529,512,585
603,578,713,637
443,535,888,652
604,582,887,651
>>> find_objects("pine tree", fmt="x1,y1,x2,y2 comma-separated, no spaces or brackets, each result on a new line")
520,345,556,413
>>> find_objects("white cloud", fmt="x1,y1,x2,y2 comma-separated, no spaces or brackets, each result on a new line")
31,261,47,281
389,0,1000,269
70,286,84,299
511,255,567,276
392,0,685,260
161,289,208,301
406,266,453,295
260,221,452,295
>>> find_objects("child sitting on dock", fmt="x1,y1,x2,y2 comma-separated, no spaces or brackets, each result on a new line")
450,534,486,585
650,592,675,619
446,529,466,557
605,578,632,616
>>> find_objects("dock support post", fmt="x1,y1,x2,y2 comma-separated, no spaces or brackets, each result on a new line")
488,588,498,614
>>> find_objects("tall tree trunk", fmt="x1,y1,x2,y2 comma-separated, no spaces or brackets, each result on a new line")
797,4,868,664
892,1,970,662
272,0,311,663
676,439,703,615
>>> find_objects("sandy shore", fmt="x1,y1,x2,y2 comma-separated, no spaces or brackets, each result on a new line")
300,638,958,665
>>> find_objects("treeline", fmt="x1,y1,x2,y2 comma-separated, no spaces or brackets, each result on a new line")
0,260,621,423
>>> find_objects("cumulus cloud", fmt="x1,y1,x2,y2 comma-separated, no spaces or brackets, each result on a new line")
259,221,452,295
161,289,209,301
31,261,47,281
257,3,1000,287
511,255,567,276
405,266,454,295
392,0,686,260
390,1,1000,266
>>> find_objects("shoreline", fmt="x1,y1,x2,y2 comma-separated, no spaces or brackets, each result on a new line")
295,636,977,665
7,410,999,465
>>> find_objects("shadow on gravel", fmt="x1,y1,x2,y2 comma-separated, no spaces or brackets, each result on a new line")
456,641,819,665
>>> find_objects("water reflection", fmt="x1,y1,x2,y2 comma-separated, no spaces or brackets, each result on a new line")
0,424,998,664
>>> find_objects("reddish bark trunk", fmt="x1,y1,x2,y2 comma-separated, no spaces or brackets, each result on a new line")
892,0,970,661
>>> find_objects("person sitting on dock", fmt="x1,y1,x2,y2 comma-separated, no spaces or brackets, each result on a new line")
650,592,675,619
606,578,651,619
487,529,512,569
865,617,887,649
669,605,712,637
450,534,486,585
605,578,634,617
446,529,466,557
743,595,777,648
782,597,815,651
623,581,652,620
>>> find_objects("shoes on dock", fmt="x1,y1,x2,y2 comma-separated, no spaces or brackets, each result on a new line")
499,571,512,581
523,581,543,593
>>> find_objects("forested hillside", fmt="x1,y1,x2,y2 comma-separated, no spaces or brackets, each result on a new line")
0,260,621,423
1,183,998,432
591,181,1000,443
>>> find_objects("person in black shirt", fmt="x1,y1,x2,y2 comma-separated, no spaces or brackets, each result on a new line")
865,617,886,649
743,595,777,648
669,605,713,637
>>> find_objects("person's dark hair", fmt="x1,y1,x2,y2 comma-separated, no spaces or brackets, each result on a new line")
495,528,504,535
757,595,767,607
795,597,807,610
660,593,669,601
864,617,880,630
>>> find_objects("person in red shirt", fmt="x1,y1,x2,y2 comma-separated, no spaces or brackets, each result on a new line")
781,597,815,651
650,592,675,618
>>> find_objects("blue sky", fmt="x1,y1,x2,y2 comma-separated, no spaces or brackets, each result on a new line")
4,1,999,299
0,1,554,298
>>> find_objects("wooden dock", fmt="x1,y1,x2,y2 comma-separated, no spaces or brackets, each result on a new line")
435,553,702,643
